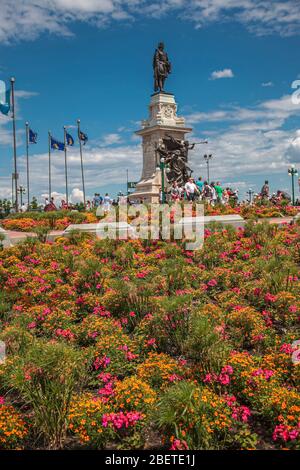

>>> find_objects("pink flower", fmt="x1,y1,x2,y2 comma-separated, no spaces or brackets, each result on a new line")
168,374,182,382
207,279,218,287
28,322,37,329
232,405,251,423
289,305,297,313
146,338,156,347
264,292,277,303
280,343,294,354
218,373,230,385
170,439,189,450
94,355,111,370
222,365,233,375
102,411,143,430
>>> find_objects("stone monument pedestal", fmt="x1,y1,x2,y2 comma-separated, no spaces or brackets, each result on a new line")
129,92,192,203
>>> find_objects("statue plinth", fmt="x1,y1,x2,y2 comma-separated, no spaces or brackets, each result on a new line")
129,92,192,203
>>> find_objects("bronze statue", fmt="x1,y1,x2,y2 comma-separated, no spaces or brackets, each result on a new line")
156,136,194,187
153,42,171,93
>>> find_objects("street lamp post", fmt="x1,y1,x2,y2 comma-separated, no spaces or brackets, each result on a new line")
160,157,165,204
247,188,255,205
288,164,298,206
17,185,26,207
203,154,213,183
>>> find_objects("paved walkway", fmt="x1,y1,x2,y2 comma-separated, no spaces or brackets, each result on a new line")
6,230,64,245
256,217,294,225
2,216,299,247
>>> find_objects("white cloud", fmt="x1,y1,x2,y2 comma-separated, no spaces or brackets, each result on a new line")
286,130,300,163
210,69,234,80
262,81,274,87
0,141,142,200
0,1,300,44
101,133,122,146
186,93,300,181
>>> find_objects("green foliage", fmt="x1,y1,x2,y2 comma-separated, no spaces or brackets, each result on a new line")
2,339,90,449
0,233,4,250
33,226,50,243
183,312,230,375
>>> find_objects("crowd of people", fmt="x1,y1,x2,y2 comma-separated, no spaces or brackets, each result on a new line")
257,180,296,204
14,178,296,214
168,177,239,205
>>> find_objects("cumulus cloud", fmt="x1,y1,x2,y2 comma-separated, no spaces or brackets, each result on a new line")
186,93,300,181
285,130,300,163
210,69,234,80
0,141,142,200
0,1,300,44
101,133,123,146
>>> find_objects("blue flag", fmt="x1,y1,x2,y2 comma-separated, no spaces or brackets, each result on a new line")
66,132,74,146
79,130,88,145
51,136,65,151
0,80,10,116
29,128,38,144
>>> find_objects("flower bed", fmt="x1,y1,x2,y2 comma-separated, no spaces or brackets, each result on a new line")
1,211,98,231
0,221,299,449
1,204,299,233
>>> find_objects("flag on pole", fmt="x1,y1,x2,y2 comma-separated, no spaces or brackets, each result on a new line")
51,136,65,151
66,132,74,146
79,130,88,145
0,80,10,115
29,128,38,144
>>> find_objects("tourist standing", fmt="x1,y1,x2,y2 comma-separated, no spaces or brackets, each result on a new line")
222,188,230,205
196,177,204,197
171,181,181,201
185,178,198,202
103,193,112,213
203,181,213,204
215,181,223,203
260,180,270,200
210,182,218,206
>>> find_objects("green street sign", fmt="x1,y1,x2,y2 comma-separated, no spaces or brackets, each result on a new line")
127,181,138,189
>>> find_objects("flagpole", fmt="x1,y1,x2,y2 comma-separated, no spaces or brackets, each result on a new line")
63,126,69,207
25,122,30,208
11,174,14,207
77,119,86,208
48,131,52,199
10,77,18,212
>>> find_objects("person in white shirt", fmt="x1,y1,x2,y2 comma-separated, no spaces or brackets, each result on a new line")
185,178,198,202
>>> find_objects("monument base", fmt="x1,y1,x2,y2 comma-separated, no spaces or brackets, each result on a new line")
129,91,192,203
128,169,162,203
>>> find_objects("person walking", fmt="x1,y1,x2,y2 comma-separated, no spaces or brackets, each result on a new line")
222,188,230,205
196,177,204,195
185,178,198,202
215,181,223,204
260,180,270,200
103,193,112,213
203,181,213,204
210,182,218,206
171,181,181,201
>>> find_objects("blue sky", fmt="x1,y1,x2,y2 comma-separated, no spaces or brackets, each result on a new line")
0,0,300,203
